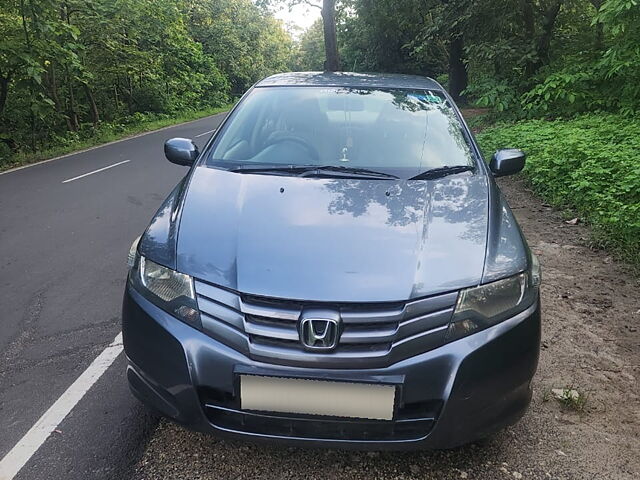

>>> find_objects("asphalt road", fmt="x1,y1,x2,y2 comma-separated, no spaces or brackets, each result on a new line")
0,113,226,480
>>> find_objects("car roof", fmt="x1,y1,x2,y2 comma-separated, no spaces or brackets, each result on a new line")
255,71,443,91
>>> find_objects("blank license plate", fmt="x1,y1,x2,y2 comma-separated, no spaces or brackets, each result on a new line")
239,375,396,421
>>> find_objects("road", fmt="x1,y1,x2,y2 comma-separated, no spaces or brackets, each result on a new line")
0,113,226,480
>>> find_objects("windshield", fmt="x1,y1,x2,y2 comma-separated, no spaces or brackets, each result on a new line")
206,86,475,178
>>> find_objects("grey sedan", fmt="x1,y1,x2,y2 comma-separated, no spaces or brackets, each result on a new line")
122,72,541,449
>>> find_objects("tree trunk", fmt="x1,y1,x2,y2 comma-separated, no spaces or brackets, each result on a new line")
321,0,340,71
66,69,79,131
535,1,562,66
521,0,535,39
0,74,9,118
594,21,604,51
47,64,75,131
525,0,563,76
590,0,604,50
30,110,36,152
83,83,100,126
522,0,537,77
127,76,134,114
448,35,468,104
19,0,31,47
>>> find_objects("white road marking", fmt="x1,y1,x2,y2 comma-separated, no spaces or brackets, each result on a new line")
194,129,216,138
62,159,130,183
0,333,123,480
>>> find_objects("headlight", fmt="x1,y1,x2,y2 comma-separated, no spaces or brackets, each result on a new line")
129,252,201,329
127,236,141,268
446,253,541,342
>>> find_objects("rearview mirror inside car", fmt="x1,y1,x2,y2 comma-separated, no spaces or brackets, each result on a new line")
164,138,199,166
490,149,526,177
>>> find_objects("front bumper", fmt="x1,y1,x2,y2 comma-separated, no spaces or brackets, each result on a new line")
122,286,540,450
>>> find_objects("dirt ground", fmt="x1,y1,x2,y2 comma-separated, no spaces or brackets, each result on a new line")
134,176,640,480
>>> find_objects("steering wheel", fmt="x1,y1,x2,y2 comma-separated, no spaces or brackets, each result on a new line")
263,134,320,163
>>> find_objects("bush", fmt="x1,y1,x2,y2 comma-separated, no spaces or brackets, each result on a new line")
477,114,640,266
464,76,520,113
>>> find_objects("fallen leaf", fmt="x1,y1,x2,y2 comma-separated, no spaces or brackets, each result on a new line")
564,218,579,225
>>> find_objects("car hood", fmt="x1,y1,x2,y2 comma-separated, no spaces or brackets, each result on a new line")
172,166,490,302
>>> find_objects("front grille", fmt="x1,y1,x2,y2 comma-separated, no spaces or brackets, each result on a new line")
194,279,457,368
199,387,441,442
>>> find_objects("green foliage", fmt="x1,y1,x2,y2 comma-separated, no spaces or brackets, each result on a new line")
338,0,446,75
291,19,325,71
1,104,232,171
520,68,601,115
302,0,638,118
477,115,640,266
463,0,640,117
0,0,293,167
463,77,519,113
187,0,293,93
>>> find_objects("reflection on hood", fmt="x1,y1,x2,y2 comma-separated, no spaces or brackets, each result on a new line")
168,167,491,302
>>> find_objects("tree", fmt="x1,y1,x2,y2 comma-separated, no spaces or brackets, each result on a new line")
261,0,341,71
521,0,565,76
293,18,325,70
1,0,294,164
294,0,636,116
320,0,340,70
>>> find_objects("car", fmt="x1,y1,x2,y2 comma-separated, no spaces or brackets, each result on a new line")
122,71,541,450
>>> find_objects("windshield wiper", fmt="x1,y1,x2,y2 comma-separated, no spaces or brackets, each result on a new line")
229,164,312,174
229,164,399,179
409,165,474,180
299,165,399,179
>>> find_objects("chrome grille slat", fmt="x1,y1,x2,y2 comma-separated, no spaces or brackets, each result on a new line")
340,325,398,343
194,279,457,368
196,282,242,310
198,298,244,329
340,306,405,324
404,292,459,317
200,313,250,354
243,320,299,341
395,309,453,339
239,299,299,321
340,308,453,344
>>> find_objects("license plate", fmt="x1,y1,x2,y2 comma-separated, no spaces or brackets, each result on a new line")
239,375,396,421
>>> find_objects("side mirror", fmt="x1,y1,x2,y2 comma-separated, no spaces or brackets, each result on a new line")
164,138,199,166
490,149,526,177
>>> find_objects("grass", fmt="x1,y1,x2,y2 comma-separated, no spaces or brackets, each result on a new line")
0,105,232,173
476,113,640,270
553,387,588,412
